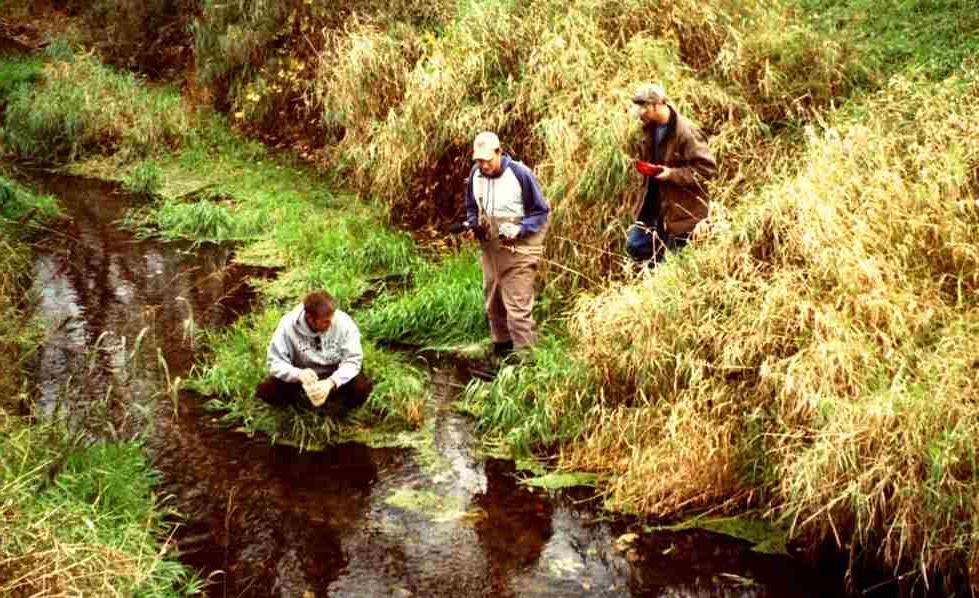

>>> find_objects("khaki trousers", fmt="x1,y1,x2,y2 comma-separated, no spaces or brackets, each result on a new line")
479,218,547,349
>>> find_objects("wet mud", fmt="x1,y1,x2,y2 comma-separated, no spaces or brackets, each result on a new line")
20,169,844,597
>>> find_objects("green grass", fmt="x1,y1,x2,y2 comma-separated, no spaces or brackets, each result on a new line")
194,312,432,449
798,0,979,79
458,334,596,458
121,159,163,196
359,250,486,346
0,53,190,164
0,56,42,99
0,420,199,596
0,175,60,229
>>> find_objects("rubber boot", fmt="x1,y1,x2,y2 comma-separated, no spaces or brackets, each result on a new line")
493,340,514,358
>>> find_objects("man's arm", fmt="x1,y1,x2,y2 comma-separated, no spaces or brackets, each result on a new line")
267,319,303,383
329,319,364,388
512,163,550,237
464,167,480,230
658,126,716,190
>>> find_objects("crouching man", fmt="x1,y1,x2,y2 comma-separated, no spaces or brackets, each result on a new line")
255,290,373,414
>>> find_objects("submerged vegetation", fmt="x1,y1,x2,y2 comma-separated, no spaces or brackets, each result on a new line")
2,0,979,592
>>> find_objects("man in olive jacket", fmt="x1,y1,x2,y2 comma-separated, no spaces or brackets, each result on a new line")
627,83,717,264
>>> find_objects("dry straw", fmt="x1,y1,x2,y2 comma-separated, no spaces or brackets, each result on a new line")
565,71,979,587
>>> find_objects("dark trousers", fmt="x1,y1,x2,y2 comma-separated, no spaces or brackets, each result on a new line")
255,372,373,413
625,223,688,265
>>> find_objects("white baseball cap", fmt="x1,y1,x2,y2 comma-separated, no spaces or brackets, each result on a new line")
472,131,501,161
632,83,668,105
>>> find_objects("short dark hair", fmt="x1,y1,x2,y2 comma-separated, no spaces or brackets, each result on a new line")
303,291,336,319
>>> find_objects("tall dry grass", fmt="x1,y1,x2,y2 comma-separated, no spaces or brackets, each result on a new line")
562,70,979,588
192,0,454,126
299,0,865,286
191,0,866,280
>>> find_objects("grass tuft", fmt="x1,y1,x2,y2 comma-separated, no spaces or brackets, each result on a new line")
0,419,198,596
0,54,190,164
359,250,486,346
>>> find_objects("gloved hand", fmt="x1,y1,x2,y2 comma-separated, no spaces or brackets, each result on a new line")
297,368,318,386
305,379,335,407
498,222,521,245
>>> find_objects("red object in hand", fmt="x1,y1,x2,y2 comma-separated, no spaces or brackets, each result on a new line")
635,160,663,177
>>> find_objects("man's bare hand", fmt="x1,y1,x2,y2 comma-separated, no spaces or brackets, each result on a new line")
305,379,335,407
463,229,475,241
297,368,318,386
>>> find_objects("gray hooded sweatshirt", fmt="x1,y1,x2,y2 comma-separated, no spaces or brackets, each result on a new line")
266,304,364,388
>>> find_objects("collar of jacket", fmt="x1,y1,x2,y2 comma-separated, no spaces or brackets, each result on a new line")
644,106,677,138
481,154,512,179
294,306,318,338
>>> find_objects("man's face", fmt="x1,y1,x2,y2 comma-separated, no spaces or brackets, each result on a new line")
638,101,670,126
305,310,334,333
476,151,503,176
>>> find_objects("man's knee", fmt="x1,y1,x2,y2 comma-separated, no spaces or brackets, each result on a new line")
255,376,299,407
626,227,655,262
340,374,373,410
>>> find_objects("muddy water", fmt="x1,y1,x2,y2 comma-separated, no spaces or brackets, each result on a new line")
22,170,843,597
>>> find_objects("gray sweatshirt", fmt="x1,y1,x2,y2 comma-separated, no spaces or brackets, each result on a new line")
267,304,364,388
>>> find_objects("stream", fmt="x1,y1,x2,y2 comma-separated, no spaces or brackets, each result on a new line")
20,170,843,597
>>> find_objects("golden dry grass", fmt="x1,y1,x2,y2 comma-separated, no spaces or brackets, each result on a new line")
563,70,979,587
198,0,863,285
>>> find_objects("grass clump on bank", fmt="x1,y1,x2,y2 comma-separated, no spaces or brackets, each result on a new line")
0,421,198,596
0,175,60,230
459,334,597,459
192,307,431,449
0,52,190,164
358,251,485,347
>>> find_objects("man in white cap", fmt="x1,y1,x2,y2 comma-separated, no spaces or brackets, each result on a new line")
464,131,550,357
627,83,716,264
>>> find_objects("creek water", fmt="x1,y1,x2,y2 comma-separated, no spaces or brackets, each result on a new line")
20,170,844,597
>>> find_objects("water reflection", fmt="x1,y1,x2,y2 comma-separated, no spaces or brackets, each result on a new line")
26,172,259,432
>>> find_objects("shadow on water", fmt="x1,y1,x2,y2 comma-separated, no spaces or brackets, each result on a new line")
19,169,845,597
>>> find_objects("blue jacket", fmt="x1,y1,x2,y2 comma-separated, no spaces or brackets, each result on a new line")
465,155,550,238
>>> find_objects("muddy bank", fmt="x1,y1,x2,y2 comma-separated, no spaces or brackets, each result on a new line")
19,168,843,596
